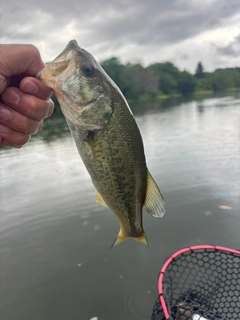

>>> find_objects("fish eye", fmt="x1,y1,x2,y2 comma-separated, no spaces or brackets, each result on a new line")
82,63,94,77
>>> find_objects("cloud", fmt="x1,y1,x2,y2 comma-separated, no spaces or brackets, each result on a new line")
180,54,189,61
1,0,240,71
216,34,240,57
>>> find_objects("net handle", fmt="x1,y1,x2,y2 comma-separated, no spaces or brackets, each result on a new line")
158,245,240,320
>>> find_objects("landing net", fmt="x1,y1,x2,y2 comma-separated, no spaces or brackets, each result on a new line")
152,245,240,320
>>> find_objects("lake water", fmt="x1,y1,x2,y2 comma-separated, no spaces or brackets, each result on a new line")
0,94,239,320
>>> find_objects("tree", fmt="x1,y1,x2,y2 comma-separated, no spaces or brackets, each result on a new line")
101,57,125,90
196,76,212,91
148,62,180,78
177,71,196,96
195,62,204,78
147,62,180,94
211,70,234,92
159,73,178,94
122,63,159,100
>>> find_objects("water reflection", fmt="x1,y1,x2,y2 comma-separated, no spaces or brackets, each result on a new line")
0,94,239,320
20,91,240,145
37,117,69,142
130,97,181,115
32,112,69,143
197,104,205,113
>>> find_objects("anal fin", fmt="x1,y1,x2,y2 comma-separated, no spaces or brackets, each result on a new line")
144,170,166,218
96,192,108,207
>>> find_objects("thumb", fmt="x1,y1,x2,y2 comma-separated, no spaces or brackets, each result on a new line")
0,44,45,93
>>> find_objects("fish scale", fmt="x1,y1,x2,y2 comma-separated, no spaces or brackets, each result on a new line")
68,100,146,239
38,39,166,247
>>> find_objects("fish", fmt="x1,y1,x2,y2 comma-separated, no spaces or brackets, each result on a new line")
37,40,165,247
175,301,220,320
175,302,195,320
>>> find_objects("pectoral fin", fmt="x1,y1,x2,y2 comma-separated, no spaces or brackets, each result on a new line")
96,192,108,207
144,170,166,218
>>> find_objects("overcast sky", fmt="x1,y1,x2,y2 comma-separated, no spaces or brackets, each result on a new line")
1,0,240,73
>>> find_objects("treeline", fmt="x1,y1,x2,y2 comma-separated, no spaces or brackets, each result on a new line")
101,59,240,101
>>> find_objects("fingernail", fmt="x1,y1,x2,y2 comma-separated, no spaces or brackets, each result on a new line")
0,106,12,120
0,124,11,135
47,101,54,117
22,81,39,94
47,91,53,99
12,144,22,149
4,89,20,106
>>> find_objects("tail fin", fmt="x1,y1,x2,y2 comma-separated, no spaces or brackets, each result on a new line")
111,230,148,248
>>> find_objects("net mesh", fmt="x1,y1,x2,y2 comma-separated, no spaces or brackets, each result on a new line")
152,247,240,320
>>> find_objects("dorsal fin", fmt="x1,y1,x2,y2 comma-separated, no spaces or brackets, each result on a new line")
144,170,166,217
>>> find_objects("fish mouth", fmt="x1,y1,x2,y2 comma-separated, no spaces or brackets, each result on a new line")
52,40,78,63
36,42,78,86
37,59,74,88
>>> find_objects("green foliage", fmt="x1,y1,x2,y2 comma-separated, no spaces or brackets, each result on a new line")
216,68,240,88
232,72,240,88
123,63,159,100
147,63,196,96
195,62,204,78
147,62,180,77
51,59,240,107
177,71,196,96
159,73,178,94
101,57,126,93
196,72,212,91
147,62,180,94
100,59,237,98
211,70,235,92
100,59,240,101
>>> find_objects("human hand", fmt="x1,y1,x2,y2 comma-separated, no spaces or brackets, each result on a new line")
0,44,54,148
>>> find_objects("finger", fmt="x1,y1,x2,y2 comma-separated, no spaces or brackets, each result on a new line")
20,77,53,100
0,137,22,149
37,120,44,132
1,87,54,121
0,104,41,134
0,44,45,78
0,124,30,146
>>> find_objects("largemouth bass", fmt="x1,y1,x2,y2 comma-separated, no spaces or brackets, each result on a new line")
38,40,165,247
